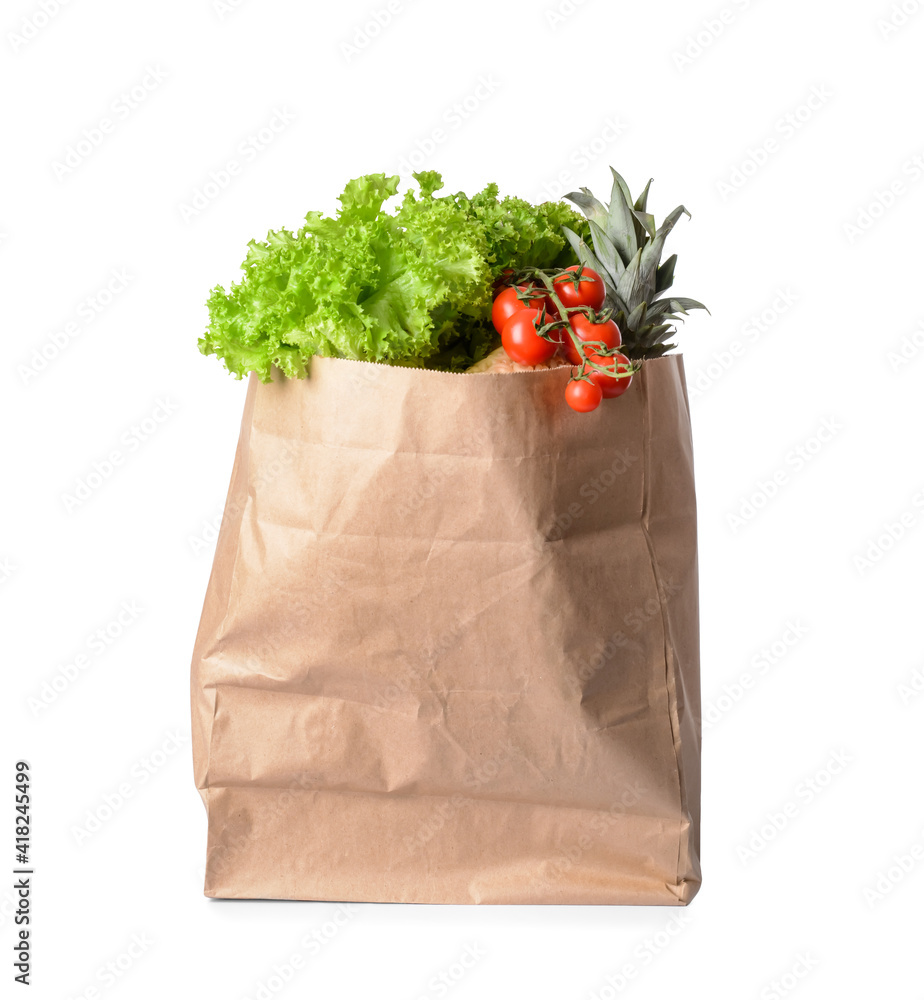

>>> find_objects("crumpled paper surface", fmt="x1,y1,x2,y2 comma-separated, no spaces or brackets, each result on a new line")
191,354,701,904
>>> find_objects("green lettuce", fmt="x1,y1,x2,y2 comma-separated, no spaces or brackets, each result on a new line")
200,171,590,380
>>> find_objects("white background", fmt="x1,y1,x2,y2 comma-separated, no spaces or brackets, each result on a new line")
3,0,923,997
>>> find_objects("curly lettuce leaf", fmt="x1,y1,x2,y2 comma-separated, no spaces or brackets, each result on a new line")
200,172,590,380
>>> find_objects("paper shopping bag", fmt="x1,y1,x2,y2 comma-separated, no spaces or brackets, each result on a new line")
191,354,701,904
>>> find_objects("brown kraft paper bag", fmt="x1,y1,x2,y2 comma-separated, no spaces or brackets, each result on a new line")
190,353,701,904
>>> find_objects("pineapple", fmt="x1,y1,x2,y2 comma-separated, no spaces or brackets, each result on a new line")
562,168,708,359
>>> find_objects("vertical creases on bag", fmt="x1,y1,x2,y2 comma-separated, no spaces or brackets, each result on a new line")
638,362,689,901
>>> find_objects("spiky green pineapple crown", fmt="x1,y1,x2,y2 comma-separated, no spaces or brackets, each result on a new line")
563,168,708,359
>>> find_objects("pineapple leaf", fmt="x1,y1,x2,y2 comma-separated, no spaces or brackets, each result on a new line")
588,221,624,279
632,320,677,358
615,246,645,309
668,297,710,315
611,293,631,316
612,310,629,340
649,324,677,346
638,205,690,302
632,210,657,242
604,170,638,267
561,226,619,299
598,274,622,304
563,188,608,229
561,225,585,258
643,299,676,322
609,167,634,207
609,168,648,248
655,254,677,295
633,178,653,213
561,169,706,358
627,301,648,331
630,325,675,356
649,342,676,357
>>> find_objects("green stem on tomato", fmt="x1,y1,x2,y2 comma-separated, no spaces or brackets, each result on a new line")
513,266,638,381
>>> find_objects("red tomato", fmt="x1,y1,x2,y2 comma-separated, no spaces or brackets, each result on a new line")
565,378,603,413
546,320,569,346
553,266,606,311
529,288,560,318
492,268,517,291
563,313,621,364
492,284,537,334
501,309,557,366
588,350,633,398
529,295,566,344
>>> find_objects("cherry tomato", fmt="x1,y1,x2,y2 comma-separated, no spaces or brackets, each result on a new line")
587,350,633,398
492,284,538,334
523,291,568,345
501,308,557,366
553,266,606,311
546,320,569,346
492,268,517,290
565,378,603,413
529,288,560,318
563,312,621,364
